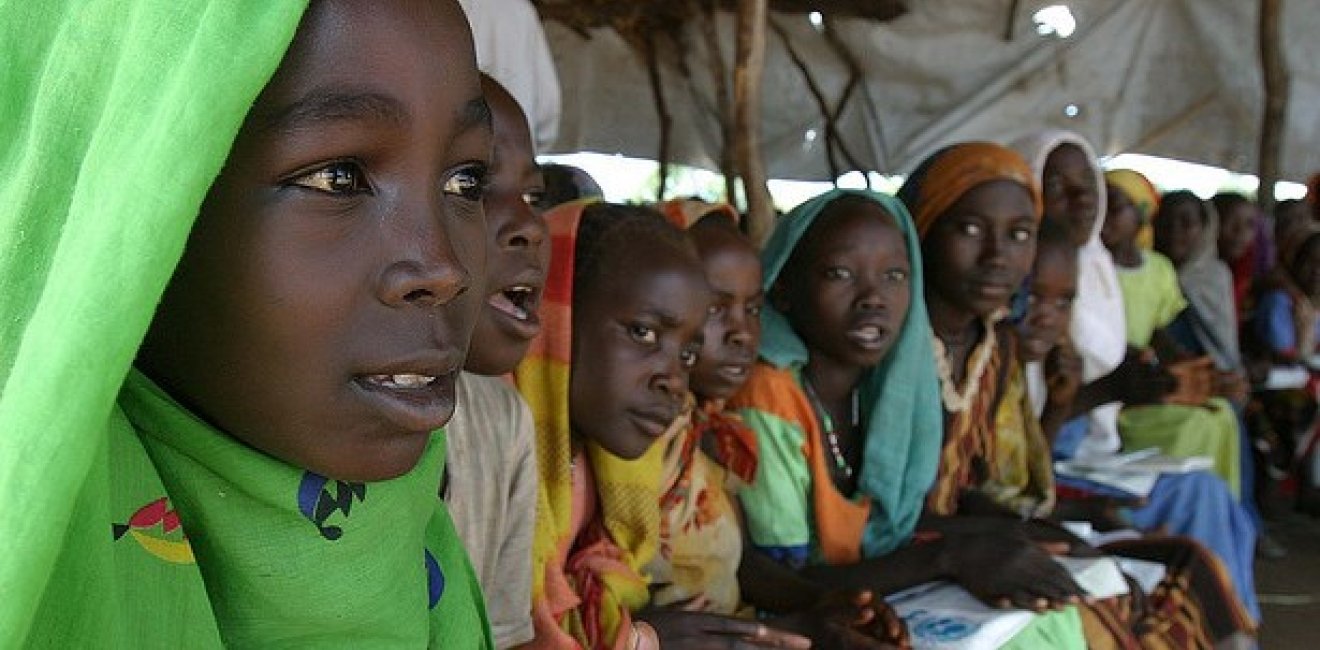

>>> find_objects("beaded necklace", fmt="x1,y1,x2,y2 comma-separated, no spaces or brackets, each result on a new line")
931,310,1005,413
801,375,859,484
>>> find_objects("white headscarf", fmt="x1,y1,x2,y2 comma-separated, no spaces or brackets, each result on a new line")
1011,131,1125,457
1171,198,1243,370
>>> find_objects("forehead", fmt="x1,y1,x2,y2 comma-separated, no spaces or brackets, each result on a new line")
1034,243,1078,280
596,244,709,308
810,202,902,250
251,0,485,134
946,180,1035,218
1044,144,1092,180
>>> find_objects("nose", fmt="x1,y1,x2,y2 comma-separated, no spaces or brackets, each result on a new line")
497,198,547,252
724,308,752,348
856,280,887,312
981,234,1009,269
649,351,689,402
377,201,475,309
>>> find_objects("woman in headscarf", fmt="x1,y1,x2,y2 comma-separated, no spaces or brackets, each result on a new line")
731,188,1087,648
1011,131,1261,625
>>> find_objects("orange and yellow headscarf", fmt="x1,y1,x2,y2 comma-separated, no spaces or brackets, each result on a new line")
898,141,1042,237
516,200,662,649
1105,169,1160,249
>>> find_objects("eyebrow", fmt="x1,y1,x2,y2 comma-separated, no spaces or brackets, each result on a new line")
458,97,493,134
262,89,410,134
638,306,685,329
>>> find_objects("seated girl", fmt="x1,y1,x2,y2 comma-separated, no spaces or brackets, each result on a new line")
730,189,1087,647
653,201,907,648
1018,213,1259,648
11,1,495,645
442,74,546,649
514,201,809,649
1104,171,1244,496
1011,131,1260,624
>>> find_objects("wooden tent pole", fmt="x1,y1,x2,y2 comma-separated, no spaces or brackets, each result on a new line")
697,1,738,204
1258,0,1288,214
734,0,774,244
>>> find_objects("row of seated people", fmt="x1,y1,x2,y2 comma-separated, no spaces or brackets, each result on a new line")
17,4,1287,647
447,85,1267,650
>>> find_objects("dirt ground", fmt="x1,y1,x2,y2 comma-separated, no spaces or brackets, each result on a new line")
1256,511,1320,647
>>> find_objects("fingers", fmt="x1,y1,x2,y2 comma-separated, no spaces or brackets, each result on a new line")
1034,540,1072,556
710,619,811,650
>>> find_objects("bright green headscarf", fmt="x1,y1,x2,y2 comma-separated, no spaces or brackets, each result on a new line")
757,189,943,555
1,2,490,646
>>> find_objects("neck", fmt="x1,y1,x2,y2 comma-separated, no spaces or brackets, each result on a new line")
1111,242,1142,267
802,354,863,405
925,293,979,346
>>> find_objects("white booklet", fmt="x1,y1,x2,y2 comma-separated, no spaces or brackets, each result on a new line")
885,582,1036,650
1055,448,1213,497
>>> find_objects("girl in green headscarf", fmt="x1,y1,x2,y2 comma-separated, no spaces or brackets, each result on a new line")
4,1,496,646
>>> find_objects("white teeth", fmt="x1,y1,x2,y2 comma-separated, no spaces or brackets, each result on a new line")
368,373,436,389
852,326,881,342
724,365,747,376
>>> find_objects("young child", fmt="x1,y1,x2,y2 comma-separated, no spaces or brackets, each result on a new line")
9,0,494,646
515,201,809,650
442,74,547,649
730,189,1087,647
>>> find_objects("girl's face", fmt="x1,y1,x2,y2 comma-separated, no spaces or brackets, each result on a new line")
1100,183,1141,252
1153,199,1204,267
1218,202,1257,262
465,78,550,376
1019,245,1078,363
1042,144,1099,247
690,227,764,401
924,180,1038,319
138,0,491,482
777,202,912,373
570,242,711,459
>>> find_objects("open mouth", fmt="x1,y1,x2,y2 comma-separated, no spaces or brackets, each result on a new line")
846,323,890,350
353,367,458,433
488,282,538,327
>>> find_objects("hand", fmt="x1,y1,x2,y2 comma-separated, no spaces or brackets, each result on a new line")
1044,341,1084,408
1110,350,1175,406
1163,357,1215,406
940,530,1086,612
639,611,813,649
1214,370,1250,405
777,590,908,650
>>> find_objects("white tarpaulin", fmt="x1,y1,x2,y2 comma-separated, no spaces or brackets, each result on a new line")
536,0,1320,183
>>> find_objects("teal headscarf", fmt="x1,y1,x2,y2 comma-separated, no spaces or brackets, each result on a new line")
758,189,943,555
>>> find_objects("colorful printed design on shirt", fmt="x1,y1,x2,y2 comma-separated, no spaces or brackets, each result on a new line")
112,497,195,564
425,549,446,609
296,471,367,541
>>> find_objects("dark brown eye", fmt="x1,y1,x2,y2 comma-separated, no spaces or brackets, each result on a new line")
291,161,371,194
